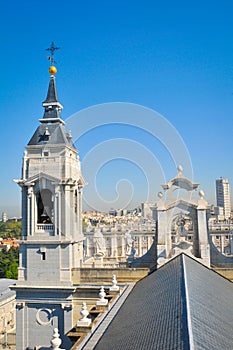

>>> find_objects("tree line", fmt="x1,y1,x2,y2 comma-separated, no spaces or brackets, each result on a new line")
0,221,21,239
0,221,21,279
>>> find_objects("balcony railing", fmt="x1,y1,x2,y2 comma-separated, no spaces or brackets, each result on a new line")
37,224,54,232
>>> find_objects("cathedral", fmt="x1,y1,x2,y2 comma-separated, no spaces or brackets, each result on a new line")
10,57,233,350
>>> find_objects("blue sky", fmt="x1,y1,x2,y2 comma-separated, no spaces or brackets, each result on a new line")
0,0,233,215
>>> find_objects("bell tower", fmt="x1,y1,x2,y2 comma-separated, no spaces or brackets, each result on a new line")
13,50,85,349
17,65,85,285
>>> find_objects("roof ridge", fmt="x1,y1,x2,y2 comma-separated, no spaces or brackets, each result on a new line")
182,254,194,350
181,253,233,284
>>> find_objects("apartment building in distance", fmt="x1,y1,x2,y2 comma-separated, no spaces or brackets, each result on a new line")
216,177,231,220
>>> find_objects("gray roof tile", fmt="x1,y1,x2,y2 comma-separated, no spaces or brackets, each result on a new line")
94,255,189,350
27,122,74,148
43,75,59,104
93,254,233,350
184,256,233,350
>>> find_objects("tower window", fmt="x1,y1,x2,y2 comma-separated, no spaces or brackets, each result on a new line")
44,151,49,157
41,252,46,260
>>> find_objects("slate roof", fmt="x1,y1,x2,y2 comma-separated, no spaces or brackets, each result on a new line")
43,75,59,104
184,255,233,349
42,75,63,121
0,278,16,303
93,254,233,350
27,122,74,147
27,75,75,148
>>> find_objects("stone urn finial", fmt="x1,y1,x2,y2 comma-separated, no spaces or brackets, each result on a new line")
177,165,183,174
112,275,117,288
199,190,205,199
99,286,106,301
80,302,89,321
96,286,108,306
157,191,163,199
51,328,62,350
109,274,120,292
77,302,92,327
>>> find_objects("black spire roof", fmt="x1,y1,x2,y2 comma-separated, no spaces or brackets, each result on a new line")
27,73,75,148
43,75,59,104
41,75,64,123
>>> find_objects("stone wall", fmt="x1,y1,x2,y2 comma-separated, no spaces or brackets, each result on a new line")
213,268,233,281
72,267,150,284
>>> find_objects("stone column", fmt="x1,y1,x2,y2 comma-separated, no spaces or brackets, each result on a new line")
157,208,167,259
15,302,26,350
18,248,25,282
22,151,28,180
54,186,60,236
58,187,62,236
121,236,125,257
197,191,210,267
230,235,233,254
64,186,71,238
85,235,89,257
138,236,142,256
78,186,83,236
75,187,80,240
21,188,27,237
31,188,36,235
111,235,118,257
85,234,92,257
220,236,225,254
27,186,33,236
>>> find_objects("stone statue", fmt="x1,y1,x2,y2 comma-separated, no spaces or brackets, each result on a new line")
125,230,135,257
94,228,106,257
86,220,92,232
176,217,187,240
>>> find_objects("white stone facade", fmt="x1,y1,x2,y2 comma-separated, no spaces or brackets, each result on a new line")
83,228,155,266
0,280,16,348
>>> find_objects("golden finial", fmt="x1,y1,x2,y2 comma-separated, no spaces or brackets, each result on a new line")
48,66,57,75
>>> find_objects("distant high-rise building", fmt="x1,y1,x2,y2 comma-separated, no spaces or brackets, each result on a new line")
216,178,231,219
2,212,7,223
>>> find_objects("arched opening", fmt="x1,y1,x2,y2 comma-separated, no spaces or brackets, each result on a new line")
37,189,53,224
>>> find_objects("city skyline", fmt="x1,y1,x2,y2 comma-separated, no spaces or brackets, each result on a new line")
1,1,233,216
